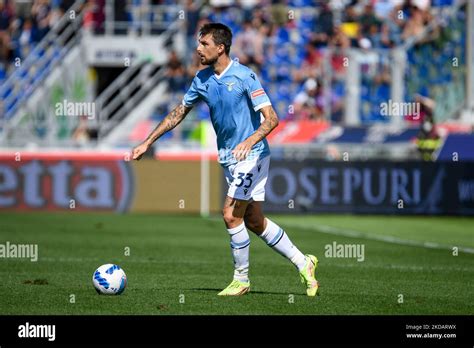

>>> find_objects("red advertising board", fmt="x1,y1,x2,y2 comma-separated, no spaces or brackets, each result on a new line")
0,152,134,212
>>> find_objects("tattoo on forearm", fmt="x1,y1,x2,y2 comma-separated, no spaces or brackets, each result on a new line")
144,105,189,145
250,107,279,144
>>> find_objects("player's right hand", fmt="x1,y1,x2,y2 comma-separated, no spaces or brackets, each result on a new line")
132,142,149,161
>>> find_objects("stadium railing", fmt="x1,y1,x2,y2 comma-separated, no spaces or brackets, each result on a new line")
0,0,86,130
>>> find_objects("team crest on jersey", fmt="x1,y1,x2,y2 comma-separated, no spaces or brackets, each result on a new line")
225,82,235,91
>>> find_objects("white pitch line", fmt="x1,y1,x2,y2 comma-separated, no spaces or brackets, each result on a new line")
38,257,214,264
25,257,472,272
205,216,474,254
279,221,474,255
325,262,473,272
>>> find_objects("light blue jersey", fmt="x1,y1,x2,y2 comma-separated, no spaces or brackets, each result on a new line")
182,60,271,167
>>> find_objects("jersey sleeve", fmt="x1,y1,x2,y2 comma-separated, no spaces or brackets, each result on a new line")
244,71,272,112
182,76,200,107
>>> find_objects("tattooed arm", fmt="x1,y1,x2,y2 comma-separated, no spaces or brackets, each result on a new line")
247,105,279,145
232,105,279,161
132,104,192,160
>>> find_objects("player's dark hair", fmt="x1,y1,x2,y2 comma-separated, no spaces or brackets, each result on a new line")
199,22,232,55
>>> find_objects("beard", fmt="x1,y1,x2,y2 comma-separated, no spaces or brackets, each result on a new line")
200,55,218,66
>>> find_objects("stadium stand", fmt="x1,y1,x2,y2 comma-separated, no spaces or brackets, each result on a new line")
0,0,471,162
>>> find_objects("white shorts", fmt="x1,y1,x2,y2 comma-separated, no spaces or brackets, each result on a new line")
223,155,270,201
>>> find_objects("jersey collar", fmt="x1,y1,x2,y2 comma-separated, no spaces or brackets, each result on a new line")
214,59,233,80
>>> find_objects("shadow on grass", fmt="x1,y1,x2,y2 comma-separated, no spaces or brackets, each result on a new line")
188,288,307,296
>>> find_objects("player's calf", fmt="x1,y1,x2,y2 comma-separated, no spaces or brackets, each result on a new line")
243,216,265,235
243,200,266,235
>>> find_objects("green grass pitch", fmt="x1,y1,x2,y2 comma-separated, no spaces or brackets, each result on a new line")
0,212,473,315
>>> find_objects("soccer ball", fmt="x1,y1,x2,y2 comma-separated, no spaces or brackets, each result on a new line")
92,264,127,295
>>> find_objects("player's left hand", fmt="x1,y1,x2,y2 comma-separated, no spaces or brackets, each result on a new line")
232,140,253,161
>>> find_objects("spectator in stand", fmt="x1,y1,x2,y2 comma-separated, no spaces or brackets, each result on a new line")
184,0,201,65
358,3,380,37
82,0,93,34
293,42,323,83
6,13,19,64
233,19,264,71
329,25,350,81
270,0,288,27
377,22,392,48
401,3,437,44
31,0,52,41
48,4,62,28
402,5,425,40
311,2,333,48
258,15,274,55
0,39,6,67
340,5,359,41
19,18,34,58
238,0,259,22
93,0,105,34
0,0,12,65
353,21,390,49
83,0,105,35
113,0,127,35
383,4,404,46
330,25,350,49
166,50,186,92
59,0,75,13
291,78,324,121
343,4,358,23
374,0,402,20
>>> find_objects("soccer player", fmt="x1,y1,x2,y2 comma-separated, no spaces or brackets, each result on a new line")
132,23,319,297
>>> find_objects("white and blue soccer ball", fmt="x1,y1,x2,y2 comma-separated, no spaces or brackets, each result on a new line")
92,264,127,295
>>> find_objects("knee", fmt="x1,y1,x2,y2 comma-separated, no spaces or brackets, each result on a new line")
244,215,265,234
222,207,242,227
